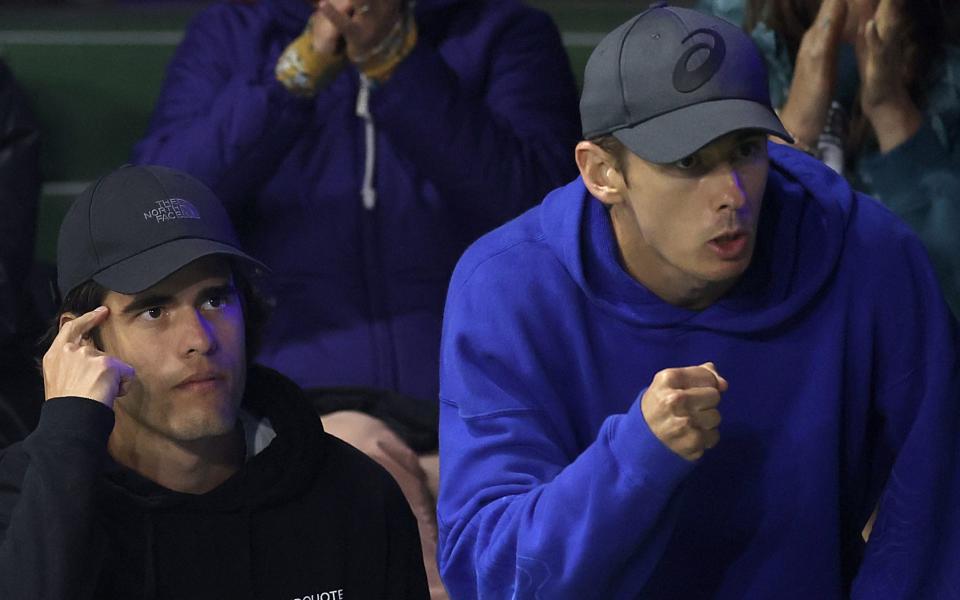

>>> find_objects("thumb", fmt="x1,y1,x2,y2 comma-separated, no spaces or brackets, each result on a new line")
113,359,136,399
699,362,729,392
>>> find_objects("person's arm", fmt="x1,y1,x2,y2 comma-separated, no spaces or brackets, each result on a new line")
0,60,40,345
436,265,726,596
0,398,114,599
369,6,581,230
0,307,133,599
855,104,960,318
131,6,315,206
850,222,960,596
378,456,431,600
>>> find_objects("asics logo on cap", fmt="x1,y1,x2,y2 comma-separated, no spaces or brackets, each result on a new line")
143,198,202,223
672,28,725,93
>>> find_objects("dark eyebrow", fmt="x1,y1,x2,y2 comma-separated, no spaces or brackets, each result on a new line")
120,282,237,316
198,283,238,302
121,293,175,315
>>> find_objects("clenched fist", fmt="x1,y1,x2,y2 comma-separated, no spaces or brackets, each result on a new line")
641,362,727,461
42,306,135,409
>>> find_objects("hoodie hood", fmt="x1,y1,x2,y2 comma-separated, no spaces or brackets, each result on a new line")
543,143,853,333
268,0,470,33
95,366,326,599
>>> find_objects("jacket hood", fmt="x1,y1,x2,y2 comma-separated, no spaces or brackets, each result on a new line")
543,143,853,333
269,0,469,32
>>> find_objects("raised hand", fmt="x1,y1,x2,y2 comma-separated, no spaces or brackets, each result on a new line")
855,0,923,152
317,0,404,63
640,362,727,461
42,307,135,409
779,0,849,149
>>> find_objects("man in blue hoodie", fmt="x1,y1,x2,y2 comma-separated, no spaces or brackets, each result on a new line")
437,4,960,598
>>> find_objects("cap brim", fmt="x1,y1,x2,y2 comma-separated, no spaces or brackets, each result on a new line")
92,238,267,294
612,98,793,164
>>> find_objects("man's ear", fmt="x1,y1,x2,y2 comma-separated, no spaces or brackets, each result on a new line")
58,312,78,331
575,141,627,206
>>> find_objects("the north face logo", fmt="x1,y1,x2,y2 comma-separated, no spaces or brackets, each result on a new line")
143,198,201,223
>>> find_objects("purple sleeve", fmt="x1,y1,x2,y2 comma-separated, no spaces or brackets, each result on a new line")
131,6,314,207
370,7,581,228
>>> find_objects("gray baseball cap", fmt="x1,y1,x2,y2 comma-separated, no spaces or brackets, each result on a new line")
57,164,264,297
580,2,792,164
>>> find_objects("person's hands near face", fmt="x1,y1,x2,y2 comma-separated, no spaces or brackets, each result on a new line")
42,307,135,409
316,0,403,62
780,0,849,148
641,362,727,461
309,2,343,55
855,0,923,151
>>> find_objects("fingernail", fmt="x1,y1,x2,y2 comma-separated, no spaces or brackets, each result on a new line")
94,306,107,313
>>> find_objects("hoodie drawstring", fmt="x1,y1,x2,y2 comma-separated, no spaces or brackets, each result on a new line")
356,74,377,210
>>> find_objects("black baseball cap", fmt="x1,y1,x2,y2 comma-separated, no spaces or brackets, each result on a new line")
580,2,792,164
57,164,264,297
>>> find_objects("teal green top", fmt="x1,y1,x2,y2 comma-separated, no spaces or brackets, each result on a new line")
700,0,960,318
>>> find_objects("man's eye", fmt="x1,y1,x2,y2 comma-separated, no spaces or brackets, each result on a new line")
140,307,164,321
202,294,229,310
737,139,763,159
673,154,699,170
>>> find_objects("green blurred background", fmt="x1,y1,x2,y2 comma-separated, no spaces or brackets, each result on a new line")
0,0,695,262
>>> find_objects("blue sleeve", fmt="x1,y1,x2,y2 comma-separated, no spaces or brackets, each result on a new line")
851,225,960,596
436,261,695,597
856,106,960,318
370,7,580,230
0,397,114,600
130,6,314,207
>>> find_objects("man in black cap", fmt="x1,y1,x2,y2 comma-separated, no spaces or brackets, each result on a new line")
436,3,960,598
0,165,429,599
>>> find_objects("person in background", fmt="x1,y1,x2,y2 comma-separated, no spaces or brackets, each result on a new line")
0,164,428,599
699,0,960,317
0,59,42,448
131,1,580,594
437,4,960,597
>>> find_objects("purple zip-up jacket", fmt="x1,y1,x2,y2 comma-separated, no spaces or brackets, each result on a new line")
132,0,581,405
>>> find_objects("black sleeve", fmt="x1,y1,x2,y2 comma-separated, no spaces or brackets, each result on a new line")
381,462,431,600
0,397,114,600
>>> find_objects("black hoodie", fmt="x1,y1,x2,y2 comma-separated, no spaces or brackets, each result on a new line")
0,366,429,599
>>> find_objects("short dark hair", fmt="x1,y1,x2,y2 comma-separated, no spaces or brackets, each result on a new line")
39,261,271,363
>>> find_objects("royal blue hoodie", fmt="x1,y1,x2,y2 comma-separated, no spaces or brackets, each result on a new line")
132,0,581,404
437,144,960,598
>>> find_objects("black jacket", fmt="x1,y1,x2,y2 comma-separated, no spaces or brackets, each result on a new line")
0,59,42,449
0,366,429,599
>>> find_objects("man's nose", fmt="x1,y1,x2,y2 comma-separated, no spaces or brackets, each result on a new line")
180,309,218,356
709,166,748,212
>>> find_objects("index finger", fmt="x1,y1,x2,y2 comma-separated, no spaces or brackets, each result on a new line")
56,306,109,345
874,0,905,39
660,363,726,391
318,0,360,36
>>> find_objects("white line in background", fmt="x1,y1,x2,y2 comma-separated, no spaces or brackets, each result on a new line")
43,182,89,197
562,32,605,47
0,31,184,46
2,30,604,48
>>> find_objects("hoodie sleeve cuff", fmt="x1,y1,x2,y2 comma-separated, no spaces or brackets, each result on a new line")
605,390,696,494
30,396,115,446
